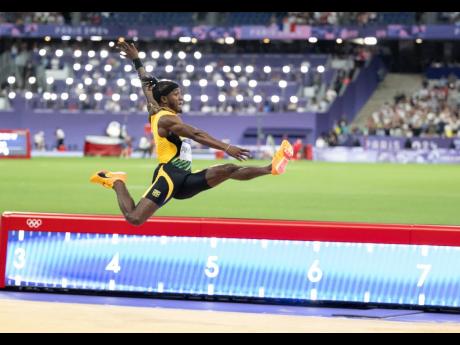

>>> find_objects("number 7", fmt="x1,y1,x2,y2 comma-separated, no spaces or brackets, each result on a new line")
416,264,431,287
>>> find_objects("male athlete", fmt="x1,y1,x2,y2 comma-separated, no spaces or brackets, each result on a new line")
90,40,293,226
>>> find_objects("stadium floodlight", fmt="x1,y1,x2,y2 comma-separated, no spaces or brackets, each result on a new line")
50,93,58,101
84,77,93,86
336,38,343,44
233,65,242,73
124,65,133,72
151,51,160,59
222,65,231,73
248,80,257,88
216,80,225,87
138,51,146,59
25,91,33,100
61,35,71,41
46,77,55,85
182,79,191,87
165,65,174,73
93,93,103,101
8,91,16,99
60,92,69,101
178,51,187,60
131,78,141,88
191,38,198,44
194,51,202,60
301,65,309,73
39,48,47,56
245,65,254,74
44,36,51,42
308,37,318,43
117,78,126,87
164,51,173,60
112,93,120,102
79,94,87,101
90,36,102,41
55,49,64,57
145,65,154,73
230,80,238,88
183,94,192,102
85,64,93,72
279,80,287,88
290,96,298,103
129,93,138,102
73,63,81,71
416,38,423,44
200,95,208,102
253,95,262,103
77,83,84,90
179,37,192,43
236,95,243,102
271,95,280,103
186,64,195,73
317,65,325,73
218,94,226,102
199,79,208,87
74,50,82,58
88,50,96,58
65,77,73,85
43,92,51,100
263,66,271,73
28,76,37,84
104,64,112,72
100,50,109,58
225,37,235,45
364,37,377,45
7,76,15,84
205,65,213,73
98,78,107,86
282,66,291,74
108,41,115,47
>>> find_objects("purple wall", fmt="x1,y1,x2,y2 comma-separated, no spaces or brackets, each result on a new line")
316,56,385,136
0,110,317,150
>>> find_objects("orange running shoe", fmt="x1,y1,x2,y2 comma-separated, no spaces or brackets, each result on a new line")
90,170,127,189
271,140,293,175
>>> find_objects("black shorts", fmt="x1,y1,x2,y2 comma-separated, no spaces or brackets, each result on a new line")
142,163,212,207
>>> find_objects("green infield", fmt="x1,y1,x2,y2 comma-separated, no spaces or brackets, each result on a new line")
0,157,459,226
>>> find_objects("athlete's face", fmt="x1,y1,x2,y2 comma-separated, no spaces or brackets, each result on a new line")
166,88,183,114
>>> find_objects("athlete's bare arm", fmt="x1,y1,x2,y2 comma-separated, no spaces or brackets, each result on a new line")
117,39,160,115
159,115,251,161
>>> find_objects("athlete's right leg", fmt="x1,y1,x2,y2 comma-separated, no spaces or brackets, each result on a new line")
112,180,159,226
90,170,161,226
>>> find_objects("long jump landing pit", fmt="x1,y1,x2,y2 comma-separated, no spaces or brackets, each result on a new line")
1,212,460,332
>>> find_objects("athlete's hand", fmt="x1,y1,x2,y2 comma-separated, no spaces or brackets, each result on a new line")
117,39,139,60
226,145,251,161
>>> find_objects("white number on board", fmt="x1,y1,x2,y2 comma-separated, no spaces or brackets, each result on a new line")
204,255,219,278
105,253,121,273
416,264,431,287
307,259,323,283
13,248,26,269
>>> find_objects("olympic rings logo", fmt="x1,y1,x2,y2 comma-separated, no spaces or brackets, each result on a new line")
26,219,42,228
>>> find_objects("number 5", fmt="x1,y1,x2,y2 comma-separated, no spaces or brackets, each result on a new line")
205,256,219,278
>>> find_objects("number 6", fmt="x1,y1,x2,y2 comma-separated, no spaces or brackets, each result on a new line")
307,259,323,283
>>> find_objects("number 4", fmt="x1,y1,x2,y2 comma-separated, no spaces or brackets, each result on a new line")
106,253,121,273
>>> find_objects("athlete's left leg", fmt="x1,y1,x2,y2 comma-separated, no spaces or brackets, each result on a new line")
205,163,272,188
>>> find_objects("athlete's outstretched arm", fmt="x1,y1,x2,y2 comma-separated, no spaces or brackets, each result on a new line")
159,115,251,161
117,39,160,115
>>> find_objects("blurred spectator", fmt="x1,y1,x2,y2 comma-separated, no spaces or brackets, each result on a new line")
33,131,46,151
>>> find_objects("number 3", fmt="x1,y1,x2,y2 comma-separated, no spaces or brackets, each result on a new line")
13,248,26,269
